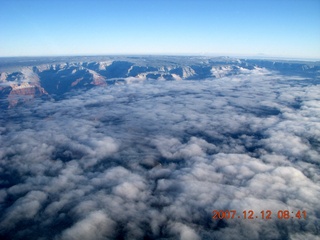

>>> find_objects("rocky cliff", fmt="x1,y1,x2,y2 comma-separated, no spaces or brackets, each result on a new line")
0,56,319,108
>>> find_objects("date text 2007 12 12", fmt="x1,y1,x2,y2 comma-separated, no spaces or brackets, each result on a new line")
212,210,307,220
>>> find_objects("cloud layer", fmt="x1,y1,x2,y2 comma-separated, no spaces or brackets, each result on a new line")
0,68,319,239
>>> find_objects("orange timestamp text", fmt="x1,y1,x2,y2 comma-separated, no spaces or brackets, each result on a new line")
212,210,307,220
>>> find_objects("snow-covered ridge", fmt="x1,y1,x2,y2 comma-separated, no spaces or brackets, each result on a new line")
10,82,35,90
0,56,319,108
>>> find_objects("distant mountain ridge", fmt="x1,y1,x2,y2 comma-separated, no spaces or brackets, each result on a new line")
0,56,319,108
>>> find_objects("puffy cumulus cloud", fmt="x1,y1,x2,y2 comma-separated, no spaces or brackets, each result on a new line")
0,191,47,230
0,68,320,240
60,211,116,240
168,222,201,240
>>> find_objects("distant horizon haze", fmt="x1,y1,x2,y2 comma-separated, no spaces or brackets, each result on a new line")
0,53,319,62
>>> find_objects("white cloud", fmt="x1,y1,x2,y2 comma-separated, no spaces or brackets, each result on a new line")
60,211,116,240
0,67,319,239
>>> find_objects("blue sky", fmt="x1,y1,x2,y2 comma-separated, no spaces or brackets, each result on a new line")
0,0,319,59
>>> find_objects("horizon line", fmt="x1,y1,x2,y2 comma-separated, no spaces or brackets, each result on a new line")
0,53,319,62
